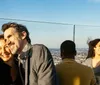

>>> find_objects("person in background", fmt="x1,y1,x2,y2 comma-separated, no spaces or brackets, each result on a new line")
83,38,100,85
0,34,23,85
1,22,59,85
56,40,96,85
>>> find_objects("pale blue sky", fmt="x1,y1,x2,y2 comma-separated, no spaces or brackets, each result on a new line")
0,0,100,48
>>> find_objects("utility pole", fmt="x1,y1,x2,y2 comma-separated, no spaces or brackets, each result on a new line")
73,25,75,42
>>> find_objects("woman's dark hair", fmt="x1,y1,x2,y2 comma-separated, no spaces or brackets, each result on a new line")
2,22,31,44
87,38,100,58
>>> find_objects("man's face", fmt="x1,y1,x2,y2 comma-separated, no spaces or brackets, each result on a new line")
0,39,12,62
4,27,23,54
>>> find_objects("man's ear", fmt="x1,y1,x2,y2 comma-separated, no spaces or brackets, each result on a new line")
61,50,64,59
21,31,27,39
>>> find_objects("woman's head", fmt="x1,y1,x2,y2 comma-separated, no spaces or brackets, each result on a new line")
0,34,13,62
87,38,100,58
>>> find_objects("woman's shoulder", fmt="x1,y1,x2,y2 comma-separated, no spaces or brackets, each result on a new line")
82,58,92,67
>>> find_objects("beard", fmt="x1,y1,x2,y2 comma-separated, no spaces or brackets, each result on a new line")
10,46,18,55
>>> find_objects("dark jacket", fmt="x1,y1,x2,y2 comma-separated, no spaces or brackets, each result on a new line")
0,58,23,85
0,59,12,85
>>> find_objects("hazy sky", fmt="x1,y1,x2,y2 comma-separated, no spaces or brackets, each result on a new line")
0,0,100,48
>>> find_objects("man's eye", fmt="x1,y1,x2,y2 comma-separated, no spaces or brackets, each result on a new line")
8,35,11,38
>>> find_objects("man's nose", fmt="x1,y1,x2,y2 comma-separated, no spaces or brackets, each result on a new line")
6,39,11,46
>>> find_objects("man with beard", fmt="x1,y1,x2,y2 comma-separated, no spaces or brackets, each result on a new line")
1,22,58,85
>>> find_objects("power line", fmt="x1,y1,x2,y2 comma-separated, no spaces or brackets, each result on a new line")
0,17,73,26
0,17,100,27
75,24,100,27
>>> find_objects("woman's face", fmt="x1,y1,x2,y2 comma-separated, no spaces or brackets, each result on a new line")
94,41,100,56
0,39,12,62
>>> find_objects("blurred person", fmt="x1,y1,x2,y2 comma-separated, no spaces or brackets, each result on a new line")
1,22,59,85
83,38,100,84
56,40,96,85
0,34,23,85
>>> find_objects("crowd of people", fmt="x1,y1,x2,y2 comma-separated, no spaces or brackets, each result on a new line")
0,22,99,85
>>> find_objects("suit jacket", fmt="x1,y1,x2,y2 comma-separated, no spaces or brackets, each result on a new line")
19,43,59,85
56,58,96,85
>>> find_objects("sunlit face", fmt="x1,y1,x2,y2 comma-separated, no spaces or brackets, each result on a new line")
4,27,23,54
0,39,12,62
94,41,100,56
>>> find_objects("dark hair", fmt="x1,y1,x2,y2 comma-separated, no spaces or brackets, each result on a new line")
60,40,76,59
0,34,4,39
87,38,100,58
1,22,31,44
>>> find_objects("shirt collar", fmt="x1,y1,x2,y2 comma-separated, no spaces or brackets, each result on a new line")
62,58,75,63
18,43,32,60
